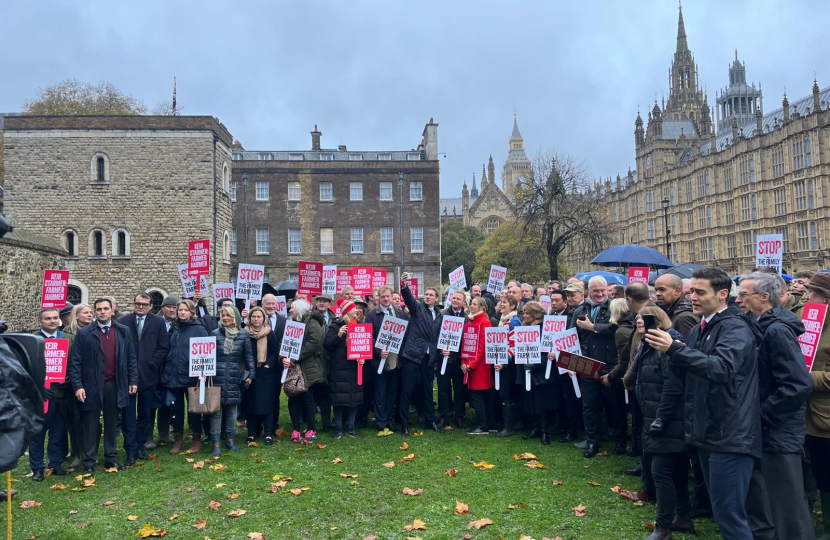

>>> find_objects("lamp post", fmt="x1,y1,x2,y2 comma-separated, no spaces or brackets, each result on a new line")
242,172,249,264
398,172,405,282
661,197,671,260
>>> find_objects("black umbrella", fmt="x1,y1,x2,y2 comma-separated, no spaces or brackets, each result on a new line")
650,262,707,284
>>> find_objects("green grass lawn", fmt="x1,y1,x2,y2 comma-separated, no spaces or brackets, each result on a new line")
7,405,731,540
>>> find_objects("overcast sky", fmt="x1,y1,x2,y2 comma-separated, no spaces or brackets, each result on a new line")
1,0,825,197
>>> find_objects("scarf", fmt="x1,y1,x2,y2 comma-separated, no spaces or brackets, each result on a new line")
246,307,271,366
219,306,243,355
499,310,517,327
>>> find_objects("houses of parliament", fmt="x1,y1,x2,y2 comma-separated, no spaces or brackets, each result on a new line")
564,3,830,274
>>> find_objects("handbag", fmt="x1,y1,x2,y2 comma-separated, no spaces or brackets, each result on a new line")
188,377,221,414
282,363,306,398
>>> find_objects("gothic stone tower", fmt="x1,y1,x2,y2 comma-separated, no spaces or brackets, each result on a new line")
502,111,531,199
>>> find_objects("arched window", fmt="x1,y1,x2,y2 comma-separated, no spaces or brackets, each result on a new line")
223,231,231,263
67,285,82,306
223,163,230,193
62,229,78,257
89,229,106,258
68,278,89,305
480,217,503,235
90,152,111,183
111,228,131,258
149,291,164,313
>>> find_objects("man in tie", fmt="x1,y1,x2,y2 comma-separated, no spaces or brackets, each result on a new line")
151,295,179,447
29,308,72,480
261,294,287,432
647,267,761,540
437,291,468,429
365,286,408,434
69,298,137,475
118,293,169,462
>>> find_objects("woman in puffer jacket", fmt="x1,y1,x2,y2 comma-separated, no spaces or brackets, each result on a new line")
210,305,254,457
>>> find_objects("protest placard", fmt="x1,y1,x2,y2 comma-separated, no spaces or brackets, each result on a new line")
541,315,568,354
799,302,828,372
41,270,69,309
188,239,210,276
484,326,509,391
298,261,323,297
280,320,306,363
556,350,605,380
552,327,584,397
323,265,338,295
178,263,208,297
628,267,649,284
375,316,408,354
756,234,784,273
189,336,217,404
487,265,507,294
276,295,288,318
336,269,352,293
236,263,265,300
515,325,541,391
372,268,387,290
409,277,420,299
539,295,551,313
212,283,235,312
460,324,480,362
437,315,465,375
449,265,466,291
351,266,373,296
347,322,373,385
44,338,69,413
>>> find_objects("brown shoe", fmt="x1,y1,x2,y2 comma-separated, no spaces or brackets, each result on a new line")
619,489,654,503
169,433,184,455
187,439,203,454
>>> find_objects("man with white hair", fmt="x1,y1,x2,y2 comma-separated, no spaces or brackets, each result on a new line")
571,276,627,458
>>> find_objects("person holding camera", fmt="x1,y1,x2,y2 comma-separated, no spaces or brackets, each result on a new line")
631,306,692,539
68,298,138,475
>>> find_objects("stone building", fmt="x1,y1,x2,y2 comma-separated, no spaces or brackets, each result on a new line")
2,115,235,311
230,120,441,288
566,4,830,275
440,113,520,233
0,230,67,331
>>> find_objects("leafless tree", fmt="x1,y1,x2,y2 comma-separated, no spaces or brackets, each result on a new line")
514,150,615,280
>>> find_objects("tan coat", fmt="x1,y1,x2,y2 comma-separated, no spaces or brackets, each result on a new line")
796,303,830,437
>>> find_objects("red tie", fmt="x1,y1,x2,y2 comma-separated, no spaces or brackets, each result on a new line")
700,319,707,333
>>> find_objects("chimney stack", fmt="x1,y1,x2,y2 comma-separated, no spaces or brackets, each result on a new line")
311,125,322,150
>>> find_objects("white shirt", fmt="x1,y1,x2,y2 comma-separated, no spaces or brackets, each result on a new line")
702,306,729,324
40,329,58,339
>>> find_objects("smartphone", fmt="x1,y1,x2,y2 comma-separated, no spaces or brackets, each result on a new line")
642,314,657,332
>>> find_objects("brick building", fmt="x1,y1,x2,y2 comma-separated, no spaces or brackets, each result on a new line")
2,115,235,310
566,4,830,275
230,120,441,289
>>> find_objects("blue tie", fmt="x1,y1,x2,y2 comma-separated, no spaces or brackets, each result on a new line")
102,326,110,337
590,306,599,322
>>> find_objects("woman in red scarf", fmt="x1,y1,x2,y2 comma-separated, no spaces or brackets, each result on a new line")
462,297,495,435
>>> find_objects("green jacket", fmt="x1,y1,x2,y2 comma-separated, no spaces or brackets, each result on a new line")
295,310,326,387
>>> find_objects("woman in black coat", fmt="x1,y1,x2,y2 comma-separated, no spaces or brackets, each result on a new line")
161,300,208,454
632,306,692,538
242,307,280,445
210,305,254,457
323,301,365,439
518,301,559,445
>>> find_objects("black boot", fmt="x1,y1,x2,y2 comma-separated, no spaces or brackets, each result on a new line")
522,426,540,440
497,404,515,438
644,524,672,539
540,415,551,445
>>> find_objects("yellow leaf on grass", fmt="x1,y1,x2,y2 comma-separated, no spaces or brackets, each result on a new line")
597,451,609,456
340,473,359,478
69,510,79,515
400,453,415,463
633,501,645,507
587,481,601,487
193,519,207,530
611,486,622,493
193,461,205,469
75,473,91,481
103,500,115,506
133,523,167,537
247,441,259,448
412,431,423,436
105,467,119,473
472,461,495,470
168,514,178,521
383,461,395,468
445,468,458,476
50,483,69,491
399,442,409,450
403,519,427,531
19,500,41,509
331,457,343,464
208,500,222,511
513,452,538,460
553,480,564,485
208,463,226,471
127,515,139,521
275,427,290,437
229,493,240,499
454,500,470,515
215,483,226,488
186,458,195,463
524,460,546,469
316,444,327,449
248,533,265,540
76,522,92,528
288,488,305,496
401,487,423,496
149,454,158,461
82,477,97,487
573,504,588,517
184,487,195,493
227,508,247,517
179,449,193,455
467,518,494,530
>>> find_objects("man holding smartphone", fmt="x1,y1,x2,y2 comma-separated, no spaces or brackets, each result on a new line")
646,267,760,540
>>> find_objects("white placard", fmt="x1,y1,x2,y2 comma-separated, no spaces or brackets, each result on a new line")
514,325,542,365
487,265,507,294
375,316,409,354
212,283,234,312
279,320,306,362
553,327,582,373
189,336,217,377
178,263,208,298
539,295,551,313
484,326,510,365
276,295,288,318
437,315,465,352
236,263,265,300
323,265,338,296
449,265,466,291
541,315,568,353
756,233,784,273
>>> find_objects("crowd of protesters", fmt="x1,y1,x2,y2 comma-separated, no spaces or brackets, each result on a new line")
21,266,830,540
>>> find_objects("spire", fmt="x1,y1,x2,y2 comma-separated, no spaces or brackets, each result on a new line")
510,110,523,141
471,170,479,198
814,75,822,113
676,1,688,54
171,76,178,116
488,155,495,185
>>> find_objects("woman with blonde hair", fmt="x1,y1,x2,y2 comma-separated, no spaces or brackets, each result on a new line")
518,301,558,445
64,303,94,337
61,302,94,467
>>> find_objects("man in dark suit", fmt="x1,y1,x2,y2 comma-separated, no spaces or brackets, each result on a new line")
261,294,287,433
366,285,408,434
69,298,137,475
437,290,467,429
118,293,170,461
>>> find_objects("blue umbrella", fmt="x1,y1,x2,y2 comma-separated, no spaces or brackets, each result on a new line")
590,243,675,269
575,271,628,285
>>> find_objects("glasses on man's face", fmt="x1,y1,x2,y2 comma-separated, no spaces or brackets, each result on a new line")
735,292,760,299
134,302,151,307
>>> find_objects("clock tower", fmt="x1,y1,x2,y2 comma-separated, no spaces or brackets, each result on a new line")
502,111,531,199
